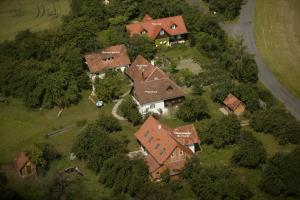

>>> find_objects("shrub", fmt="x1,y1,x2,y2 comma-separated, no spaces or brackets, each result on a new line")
176,96,209,122
120,96,142,125
232,130,266,168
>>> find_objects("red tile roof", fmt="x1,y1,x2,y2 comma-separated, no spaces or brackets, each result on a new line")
172,124,200,146
135,116,199,175
126,55,156,82
133,78,185,104
126,15,188,40
166,160,186,176
84,44,131,73
223,93,243,111
15,152,30,171
135,116,177,165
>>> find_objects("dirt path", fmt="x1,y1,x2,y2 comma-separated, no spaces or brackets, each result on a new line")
220,0,300,120
111,90,130,121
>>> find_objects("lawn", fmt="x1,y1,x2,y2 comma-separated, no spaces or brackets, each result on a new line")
0,0,70,42
254,0,300,99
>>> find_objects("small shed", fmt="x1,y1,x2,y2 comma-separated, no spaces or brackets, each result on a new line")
223,93,246,116
15,152,37,178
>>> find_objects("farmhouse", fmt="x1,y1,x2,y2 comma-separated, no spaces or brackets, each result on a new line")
223,93,246,116
15,152,37,178
126,55,185,115
84,44,131,80
126,14,188,46
135,116,200,180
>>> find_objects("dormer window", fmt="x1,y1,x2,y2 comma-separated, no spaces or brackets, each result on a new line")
141,29,147,35
159,30,165,36
171,24,177,30
103,56,113,62
166,85,173,93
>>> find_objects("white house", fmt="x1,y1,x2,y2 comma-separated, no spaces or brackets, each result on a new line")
126,55,185,115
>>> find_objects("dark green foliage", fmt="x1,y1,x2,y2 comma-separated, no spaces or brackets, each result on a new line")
211,81,235,103
27,142,60,171
233,83,260,112
46,171,88,200
0,171,23,200
232,130,266,168
182,161,252,200
136,182,176,200
200,115,241,148
72,122,126,173
99,155,148,196
176,96,209,122
261,148,300,198
170,68,195,87
251,107,300,144
95,70,125,103
195,32,224,58
120,96,142,125
204,0,243,20
96,113,122,132
127,35,156,60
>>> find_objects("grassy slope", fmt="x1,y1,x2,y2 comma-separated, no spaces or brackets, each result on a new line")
0,0,70,42
254,0,300,99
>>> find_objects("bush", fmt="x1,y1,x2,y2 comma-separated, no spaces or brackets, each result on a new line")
72,123,126,173
176,96,209,122
261,148,300,198
251,107,300,144
204,0,243,20
120,96,142,125
232,130,266,168
96,113,122,132
200,115,241,148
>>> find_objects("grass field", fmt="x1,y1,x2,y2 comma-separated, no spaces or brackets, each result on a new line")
254,0,300,99
0,0,70,42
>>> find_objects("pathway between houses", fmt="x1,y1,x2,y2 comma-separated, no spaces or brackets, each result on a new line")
112,90,131,121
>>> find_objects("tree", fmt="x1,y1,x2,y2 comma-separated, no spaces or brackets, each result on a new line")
127,35,156,60
72,123,126,173
261,148,300,198
251,107,300,144
96,113,122,132
201,115,241,148
183,163,252,200
120,96,142,125
232,130,266,168
95,70,125,103
176,96,209,122
233,83,259,112
203,0,243,20
99,155,148,196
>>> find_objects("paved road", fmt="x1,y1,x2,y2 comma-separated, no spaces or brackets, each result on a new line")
221,0,300,120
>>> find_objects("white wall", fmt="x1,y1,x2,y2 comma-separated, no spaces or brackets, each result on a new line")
132,97,167,115
188,144,195,153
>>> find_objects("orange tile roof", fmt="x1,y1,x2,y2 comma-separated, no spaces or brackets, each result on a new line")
126,55,156,82
223,93,243,111
135,116,177,164
172,124,200,146
126,15,188,40
145,154,161,173
84,44,131,73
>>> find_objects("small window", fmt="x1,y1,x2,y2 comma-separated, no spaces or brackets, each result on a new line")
159,30,164,36
150,104,155,109
141,29,147,34
171,24,177,30
154,143,160,150
171,152,175,158
160,148,166,155
180,150,184,156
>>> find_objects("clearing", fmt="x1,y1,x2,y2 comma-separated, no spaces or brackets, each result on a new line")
254,0,300,99
0,0,70,42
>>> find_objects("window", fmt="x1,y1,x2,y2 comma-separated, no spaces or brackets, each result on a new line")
160,148,166,155
159,30,164,36
171,152,175,159
180,150,184,156
141,29,147,34
154,143,160,150
150,104,155,109
171,24,177,30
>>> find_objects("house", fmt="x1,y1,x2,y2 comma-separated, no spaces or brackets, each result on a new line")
135,116,200,180
126,14,188,46
223,93,246,116
84,44,131,80
15,152,37,178
126,55,185,115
